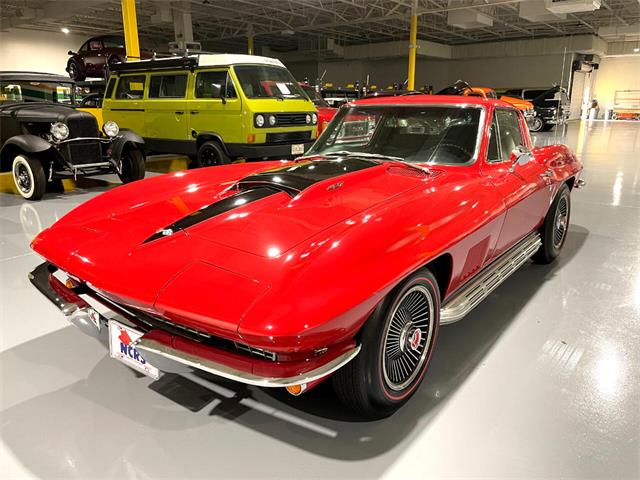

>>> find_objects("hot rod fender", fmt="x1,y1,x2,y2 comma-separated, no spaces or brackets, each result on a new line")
110,129,145,161
0,135,52,171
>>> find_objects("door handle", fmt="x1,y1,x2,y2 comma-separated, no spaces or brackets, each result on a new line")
175,111,184,115
539,170,553,178
190,111,200,115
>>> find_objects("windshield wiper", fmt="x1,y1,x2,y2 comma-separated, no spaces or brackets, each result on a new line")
299,151,430,174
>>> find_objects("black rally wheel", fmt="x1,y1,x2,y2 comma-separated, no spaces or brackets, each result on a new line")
12,154,46,201
333,269,440,418
195,141,230,168
529,116,544,132
533,183,571,264
118,147,146,184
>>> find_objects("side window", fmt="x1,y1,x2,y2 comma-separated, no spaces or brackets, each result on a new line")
105,77,117,99
495,109,524,161
149,74,187,98
115,75,146,100
487,113,501,162
89,39,102,50
195,71,237,99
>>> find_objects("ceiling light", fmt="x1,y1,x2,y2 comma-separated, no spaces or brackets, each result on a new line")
61,27,70,34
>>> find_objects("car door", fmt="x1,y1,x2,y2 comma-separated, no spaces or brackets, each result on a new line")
482,107,552,258
144,72,190,153
188,69,243,149
106,74,147,136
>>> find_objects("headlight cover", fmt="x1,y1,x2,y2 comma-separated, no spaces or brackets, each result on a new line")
255,114,265,127
102,120,120,138
50,122,69,141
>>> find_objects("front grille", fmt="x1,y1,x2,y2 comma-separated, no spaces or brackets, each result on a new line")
266,131,311,144
67,115,99,138
65,140,102,165
274,112,308,126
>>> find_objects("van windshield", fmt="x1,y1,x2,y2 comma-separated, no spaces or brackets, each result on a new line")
233,65,305,99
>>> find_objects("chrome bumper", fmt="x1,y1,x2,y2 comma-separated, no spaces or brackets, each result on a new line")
29,262,359,387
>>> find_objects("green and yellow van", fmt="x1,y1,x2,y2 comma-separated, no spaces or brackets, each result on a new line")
103,54,318,167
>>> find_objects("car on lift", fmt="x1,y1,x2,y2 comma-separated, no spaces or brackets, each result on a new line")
0,71,145,200
502,86,570,132
66,35,153,81
29,94,583,417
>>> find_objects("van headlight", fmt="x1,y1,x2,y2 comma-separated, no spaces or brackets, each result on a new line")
255,114,265,127
50,122,69,141
102,120,119,138
268,114,277,126
311,113,318,125
305,114,311,124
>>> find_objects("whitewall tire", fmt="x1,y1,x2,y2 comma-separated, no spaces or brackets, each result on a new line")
12,155,46,201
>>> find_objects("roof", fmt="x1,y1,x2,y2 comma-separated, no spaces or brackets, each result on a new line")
110,54,286,74
196,54,285,68
353,94,516,109
0,71,74,83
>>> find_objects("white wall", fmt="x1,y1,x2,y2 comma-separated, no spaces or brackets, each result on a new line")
592,56,640,112
0,28,86,76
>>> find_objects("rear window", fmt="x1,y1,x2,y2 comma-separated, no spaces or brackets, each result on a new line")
149,74,187,98
115,75,146,100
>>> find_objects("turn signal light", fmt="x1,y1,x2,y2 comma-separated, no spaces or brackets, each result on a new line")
286,384,307,396
247,134,255,144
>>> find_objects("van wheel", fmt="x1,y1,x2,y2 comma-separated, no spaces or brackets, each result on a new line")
195,141,230,168
12,155,46,201
118,147,146,183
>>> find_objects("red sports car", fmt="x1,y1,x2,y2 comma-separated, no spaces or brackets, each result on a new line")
29,95,583,418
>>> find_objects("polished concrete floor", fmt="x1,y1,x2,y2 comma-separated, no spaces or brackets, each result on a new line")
1,121,638,479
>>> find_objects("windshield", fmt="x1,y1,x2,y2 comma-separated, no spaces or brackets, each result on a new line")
307,105,483,165
233,65,305,99
0,80,75,104
301,84,330,107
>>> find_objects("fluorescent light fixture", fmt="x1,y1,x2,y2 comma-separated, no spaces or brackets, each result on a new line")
61,27,70,34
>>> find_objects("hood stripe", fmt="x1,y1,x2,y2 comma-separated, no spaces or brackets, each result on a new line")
143,187,278,244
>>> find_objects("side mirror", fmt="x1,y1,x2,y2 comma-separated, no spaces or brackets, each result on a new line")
68,50,77,56
509,146,533,172
210,84,226,104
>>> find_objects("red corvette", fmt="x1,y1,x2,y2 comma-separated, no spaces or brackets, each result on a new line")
29,95,583,418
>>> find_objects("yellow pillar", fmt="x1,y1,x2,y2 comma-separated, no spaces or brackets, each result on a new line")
121,0,141,61
407,1,418,91
248,25,254,55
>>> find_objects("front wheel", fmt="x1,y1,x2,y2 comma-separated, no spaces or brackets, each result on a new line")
12,155,46,201
529,117,544,132
118,147,146,184
332,269,440,418
67,60,85,81
533,183,571,264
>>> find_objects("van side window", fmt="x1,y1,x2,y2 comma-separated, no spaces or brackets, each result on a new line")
149,74,187,98
495,109,524,161
195,71,236,99
105,77,117,99
115,75,146,100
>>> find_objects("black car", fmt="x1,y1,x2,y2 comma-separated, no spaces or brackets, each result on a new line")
0,72,145,200
502,86,570,132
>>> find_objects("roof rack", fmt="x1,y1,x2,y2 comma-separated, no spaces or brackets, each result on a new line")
110,56,198,74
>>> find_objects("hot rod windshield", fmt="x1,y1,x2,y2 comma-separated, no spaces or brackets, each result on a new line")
0,80,75,104
307,105,483,165
233,65,305,99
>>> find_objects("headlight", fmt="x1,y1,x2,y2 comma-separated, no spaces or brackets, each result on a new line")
102,120,119,138
50,122,69,141
305,114,311,124
255,114,265,127
312,113,318,124
268,114,277,126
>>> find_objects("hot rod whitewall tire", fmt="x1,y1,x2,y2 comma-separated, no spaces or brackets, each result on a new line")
529,117,544,132
533,183,571,264
12,155,46,201
333,269,440,418
118,148,146,184
195,141,230,168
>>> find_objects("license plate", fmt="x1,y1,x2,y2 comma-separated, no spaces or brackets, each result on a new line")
291,143,305,155
108,320,160,380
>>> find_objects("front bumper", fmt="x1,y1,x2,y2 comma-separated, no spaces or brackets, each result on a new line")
29,262,360,387
226,141,315,159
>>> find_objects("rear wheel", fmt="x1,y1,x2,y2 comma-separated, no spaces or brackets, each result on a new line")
12,154,46,201
195,141,230,168
333,269,440,418
533,183,571,264
118,147,145,183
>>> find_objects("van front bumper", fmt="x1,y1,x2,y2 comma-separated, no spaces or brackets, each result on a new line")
227,141,315,159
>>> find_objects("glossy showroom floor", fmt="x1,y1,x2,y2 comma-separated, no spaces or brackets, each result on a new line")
1,121,639,479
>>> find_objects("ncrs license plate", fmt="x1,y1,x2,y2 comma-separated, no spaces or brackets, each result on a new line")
108,320,160,379
291,143,305,155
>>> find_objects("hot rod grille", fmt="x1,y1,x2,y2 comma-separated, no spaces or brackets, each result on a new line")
66,115,99,138
266,131,311,144
274,113,308,126
66,141,102,165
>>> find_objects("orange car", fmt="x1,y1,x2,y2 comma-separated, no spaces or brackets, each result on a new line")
468,87,536,122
